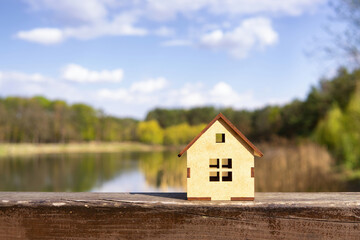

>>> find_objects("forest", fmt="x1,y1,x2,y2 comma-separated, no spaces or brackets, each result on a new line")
0,67,359,169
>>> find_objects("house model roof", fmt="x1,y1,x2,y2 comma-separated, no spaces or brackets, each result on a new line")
178,112,263,157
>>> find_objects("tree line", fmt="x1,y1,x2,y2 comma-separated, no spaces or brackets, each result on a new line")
0,96,207,146
0,97,138,143
0,67,359,167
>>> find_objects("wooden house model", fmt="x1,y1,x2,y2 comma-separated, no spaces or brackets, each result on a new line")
178,113,263,201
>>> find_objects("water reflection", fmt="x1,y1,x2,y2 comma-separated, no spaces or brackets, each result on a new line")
0,152,138,191
0,151,186,192
0,144,357,192
138,151,186,191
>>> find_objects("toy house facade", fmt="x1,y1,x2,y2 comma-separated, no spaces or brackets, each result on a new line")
178,113,263,201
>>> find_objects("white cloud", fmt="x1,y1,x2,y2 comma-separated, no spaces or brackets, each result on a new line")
173,82,207,107
0,71,52,82
98,88,130,101
16,28,64,45
97,88,156,104
24,0,111,24
130,77,168,93
61,64,124,83
97,77,168,103
16,11,147,45
209,82,254,106
24,0,324,24
18,0,324,46
97,79,258,110
167,81,258,108
62,11,148,40
145,0,325,21
0,70,81,101
97,80,260,110
208,0,323,16
199,17,278,58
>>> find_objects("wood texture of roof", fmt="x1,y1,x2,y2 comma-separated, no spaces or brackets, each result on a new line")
178,112,263,157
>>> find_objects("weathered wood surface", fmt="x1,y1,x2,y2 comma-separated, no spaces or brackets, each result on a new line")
0,192,359,239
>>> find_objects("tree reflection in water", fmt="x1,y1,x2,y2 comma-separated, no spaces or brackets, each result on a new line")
0,152,137,191
138,151,186,191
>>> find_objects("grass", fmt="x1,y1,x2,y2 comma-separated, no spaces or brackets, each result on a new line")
0,142,174,157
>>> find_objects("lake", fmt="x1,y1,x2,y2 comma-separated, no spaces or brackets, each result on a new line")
0,142,357,192
0,151,185,192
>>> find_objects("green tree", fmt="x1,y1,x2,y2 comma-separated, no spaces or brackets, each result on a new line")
163,123,206,145
137,120,164,144
71,104,98,141
252,106,281,140
186,107,216,125
314,83,360,168
0,96,140,143
146,108,187,128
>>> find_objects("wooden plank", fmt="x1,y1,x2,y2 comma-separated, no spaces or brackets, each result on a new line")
0,192,359,239
251,167,255,177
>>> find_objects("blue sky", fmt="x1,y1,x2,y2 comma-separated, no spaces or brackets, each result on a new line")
0,0,333,119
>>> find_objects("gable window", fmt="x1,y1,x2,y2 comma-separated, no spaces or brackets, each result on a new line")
216,133,225,143
209,158,232,182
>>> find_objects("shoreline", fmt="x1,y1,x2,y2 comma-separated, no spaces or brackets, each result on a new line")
0,142,180,157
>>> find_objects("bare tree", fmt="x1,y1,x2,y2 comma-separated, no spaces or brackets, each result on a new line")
326,0,360,66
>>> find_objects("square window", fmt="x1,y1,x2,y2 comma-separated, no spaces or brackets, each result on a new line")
209,171,220,181
222,171,232,181
216,133,225,143
222,158,232,168
209,157,233,182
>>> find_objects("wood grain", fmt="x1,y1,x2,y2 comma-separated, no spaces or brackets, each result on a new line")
0,192,359,240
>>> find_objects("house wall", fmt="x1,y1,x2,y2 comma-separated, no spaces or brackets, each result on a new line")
187,119,254,200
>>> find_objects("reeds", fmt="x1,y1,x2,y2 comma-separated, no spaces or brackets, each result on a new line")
255,141,344,192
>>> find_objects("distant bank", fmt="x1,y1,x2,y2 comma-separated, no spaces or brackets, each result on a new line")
0,142,179,157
